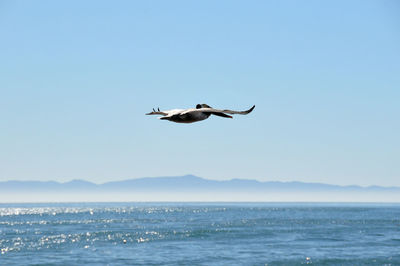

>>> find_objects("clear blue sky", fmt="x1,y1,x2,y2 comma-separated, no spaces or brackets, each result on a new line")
1,0,399,186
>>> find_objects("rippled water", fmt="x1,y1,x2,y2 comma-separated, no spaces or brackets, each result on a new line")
1,203,399,265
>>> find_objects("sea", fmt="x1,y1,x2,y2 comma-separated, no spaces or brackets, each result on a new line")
0,203,399,265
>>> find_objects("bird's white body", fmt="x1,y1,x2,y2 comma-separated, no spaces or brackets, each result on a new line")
146,104,255,124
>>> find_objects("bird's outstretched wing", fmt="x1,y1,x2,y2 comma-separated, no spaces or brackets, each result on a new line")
217,105,255,115
146,107,168,116
181,105,255,115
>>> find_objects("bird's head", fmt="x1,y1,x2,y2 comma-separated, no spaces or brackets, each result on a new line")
196,103,211,109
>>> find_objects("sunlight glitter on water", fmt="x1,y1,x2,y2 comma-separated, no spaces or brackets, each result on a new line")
0,203,399,265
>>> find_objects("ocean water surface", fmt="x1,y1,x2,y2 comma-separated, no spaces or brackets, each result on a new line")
0,203,399,265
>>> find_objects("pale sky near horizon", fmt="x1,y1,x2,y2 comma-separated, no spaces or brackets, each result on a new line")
1,0,399,186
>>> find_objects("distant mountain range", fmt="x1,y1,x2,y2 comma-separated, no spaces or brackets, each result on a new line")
1,174,399,192
1,175,399,202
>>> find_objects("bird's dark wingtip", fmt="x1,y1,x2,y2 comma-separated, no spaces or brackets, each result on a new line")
248,105,255,113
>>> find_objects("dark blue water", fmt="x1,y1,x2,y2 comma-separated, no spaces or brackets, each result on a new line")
1,203,399,265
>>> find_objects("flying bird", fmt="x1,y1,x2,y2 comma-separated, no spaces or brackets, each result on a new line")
146,104,255,123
